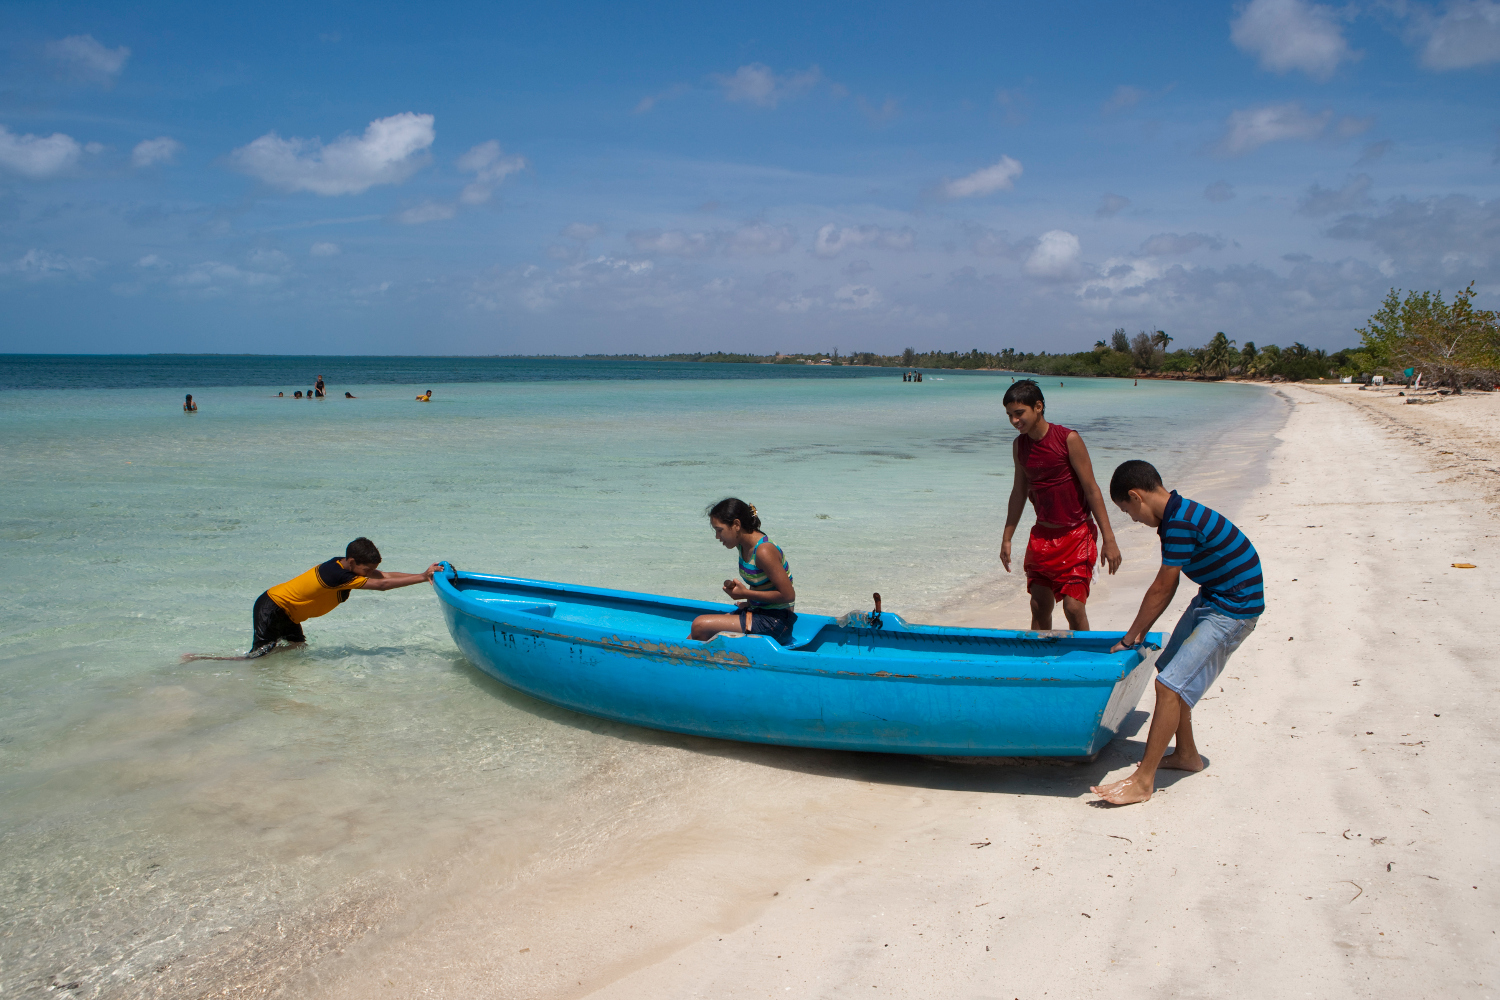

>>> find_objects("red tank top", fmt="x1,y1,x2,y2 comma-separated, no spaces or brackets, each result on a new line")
1017,422,1090,528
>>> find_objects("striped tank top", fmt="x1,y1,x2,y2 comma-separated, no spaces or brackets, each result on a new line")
738,536,794,610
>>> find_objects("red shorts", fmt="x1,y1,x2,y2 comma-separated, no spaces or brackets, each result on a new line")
1023,520,1097,603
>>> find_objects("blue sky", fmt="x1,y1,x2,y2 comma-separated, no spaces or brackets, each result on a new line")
1,0,1497,355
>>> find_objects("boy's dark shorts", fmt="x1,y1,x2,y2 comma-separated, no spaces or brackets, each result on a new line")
250,591,305,657
738,606,796,645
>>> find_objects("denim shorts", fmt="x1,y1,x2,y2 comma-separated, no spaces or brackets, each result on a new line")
1156,595,1258,708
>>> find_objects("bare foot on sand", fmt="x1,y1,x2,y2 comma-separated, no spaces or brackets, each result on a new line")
1090,775,1153,805
1158,751,1205,772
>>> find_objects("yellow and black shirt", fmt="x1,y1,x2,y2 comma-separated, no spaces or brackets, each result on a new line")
266,558,368,623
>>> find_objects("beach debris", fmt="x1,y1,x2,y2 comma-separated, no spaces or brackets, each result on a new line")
1108,834,1133,844
1342,829,1355,840
1388,862,1394,872
1370,837,1387,846
971,841,992,848
1342,880,1364,902
1452,563,1476,569
1081,912,1091,918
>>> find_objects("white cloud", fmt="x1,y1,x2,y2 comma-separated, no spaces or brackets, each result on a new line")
1204,180,1237,202
1096,193,1131,217
628,229,715,257
940,156,1023,198
1416,1,1500,69
0,248,101,281
1215,102,1363,155
456,140,526,205
1023,230,1082,280
625,222,797,258
812,224,914,257
396,201,456,225
311,241,341,256
832,284,882,310
131,137,182,168
0,126,84,178
634,83,690,114
45,35,130,84
562,223,602,241
229,112,435,195
1324,193,1500,278
727,222,797,256
136,254,168,268
713,64,822,108
1138,232,1227,256
1101,85,1147,114
166,251,295,297
1297,173,1375,216
1229,0,1355,80
965,224,1031,259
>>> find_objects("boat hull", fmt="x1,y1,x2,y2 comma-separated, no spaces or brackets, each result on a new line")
434,567,1158,758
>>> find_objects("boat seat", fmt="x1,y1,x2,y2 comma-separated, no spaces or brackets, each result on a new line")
784,614,828,650
467,597,558,618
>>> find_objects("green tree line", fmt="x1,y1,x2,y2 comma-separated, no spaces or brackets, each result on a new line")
576,283,1498,385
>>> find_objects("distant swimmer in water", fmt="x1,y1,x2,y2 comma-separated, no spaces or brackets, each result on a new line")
417,390,432,401
183,393,197,412
182,537,442,661
277,392,284,397
294,391,303,398
345,391,356,398
690,498,797,646
314,375,326,398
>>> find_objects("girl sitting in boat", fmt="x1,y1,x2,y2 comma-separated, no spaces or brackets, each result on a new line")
690,498,797,646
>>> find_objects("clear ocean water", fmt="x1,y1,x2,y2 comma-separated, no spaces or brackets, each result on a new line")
0,357,1279,996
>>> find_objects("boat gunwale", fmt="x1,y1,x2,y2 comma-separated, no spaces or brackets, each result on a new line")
435,566,1159,685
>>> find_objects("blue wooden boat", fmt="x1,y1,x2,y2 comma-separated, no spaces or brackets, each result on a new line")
433,564,1161,758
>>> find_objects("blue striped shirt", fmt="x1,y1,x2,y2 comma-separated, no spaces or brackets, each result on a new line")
1158,492,1264,619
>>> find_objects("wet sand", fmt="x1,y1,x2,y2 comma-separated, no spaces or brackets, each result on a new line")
283,384,1498,999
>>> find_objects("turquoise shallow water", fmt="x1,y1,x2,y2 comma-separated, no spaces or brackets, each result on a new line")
0,364,1277,995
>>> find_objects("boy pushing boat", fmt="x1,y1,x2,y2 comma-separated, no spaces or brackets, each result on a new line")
1092,461,1263,805
999,380,1122,630
184,538,441,660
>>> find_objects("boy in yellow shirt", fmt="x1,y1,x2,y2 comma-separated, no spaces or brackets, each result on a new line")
194,538,439,660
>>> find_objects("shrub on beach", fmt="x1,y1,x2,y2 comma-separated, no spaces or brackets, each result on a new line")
1353,283,1500,390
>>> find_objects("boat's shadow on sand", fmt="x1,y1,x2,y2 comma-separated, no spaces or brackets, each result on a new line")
458,660,1182,799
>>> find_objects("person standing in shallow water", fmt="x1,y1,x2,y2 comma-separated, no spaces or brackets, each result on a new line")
183,394,197,412
690,498,797,645
184,538,442,661
999,379,1121,631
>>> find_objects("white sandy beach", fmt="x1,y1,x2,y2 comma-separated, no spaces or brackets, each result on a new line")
285,383,1498,1000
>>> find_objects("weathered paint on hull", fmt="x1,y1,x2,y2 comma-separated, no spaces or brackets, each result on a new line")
435,567,1158,758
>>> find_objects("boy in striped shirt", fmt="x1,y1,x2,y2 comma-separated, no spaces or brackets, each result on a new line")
1091,460,1264,806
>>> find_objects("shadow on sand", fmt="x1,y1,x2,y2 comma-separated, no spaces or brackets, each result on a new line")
452,656,1177,800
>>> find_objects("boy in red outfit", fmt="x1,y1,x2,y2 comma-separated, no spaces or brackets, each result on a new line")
999,380,1122,630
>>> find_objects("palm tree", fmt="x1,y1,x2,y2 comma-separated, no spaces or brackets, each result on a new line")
1151,330,1173,351
1204,332,1237,377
